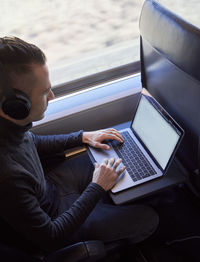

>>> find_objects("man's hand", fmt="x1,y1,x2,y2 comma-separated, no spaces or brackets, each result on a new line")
92,158,126,191
82,128,124,150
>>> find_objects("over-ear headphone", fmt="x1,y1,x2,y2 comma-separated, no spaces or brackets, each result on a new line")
0,62,32,120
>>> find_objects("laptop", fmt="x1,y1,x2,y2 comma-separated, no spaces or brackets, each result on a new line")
88,90,184,194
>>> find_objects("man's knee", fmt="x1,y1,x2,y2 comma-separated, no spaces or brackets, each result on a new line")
128,205,159,243
145,205,159,233
78,203,159,243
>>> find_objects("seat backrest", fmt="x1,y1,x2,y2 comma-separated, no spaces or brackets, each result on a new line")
139,0,200,173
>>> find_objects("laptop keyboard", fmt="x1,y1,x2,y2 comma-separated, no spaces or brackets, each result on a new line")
109,131,156,182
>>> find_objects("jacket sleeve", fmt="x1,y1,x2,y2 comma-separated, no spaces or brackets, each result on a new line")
0,175,105,253
29,130,83,156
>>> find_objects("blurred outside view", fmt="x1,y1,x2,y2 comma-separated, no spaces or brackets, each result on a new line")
0,0,200,86
0,0,144,85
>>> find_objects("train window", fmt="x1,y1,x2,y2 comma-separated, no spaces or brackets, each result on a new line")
0,0,143,92
157,0,200,28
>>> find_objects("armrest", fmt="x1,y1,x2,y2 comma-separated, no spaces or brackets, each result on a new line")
45,240,106,262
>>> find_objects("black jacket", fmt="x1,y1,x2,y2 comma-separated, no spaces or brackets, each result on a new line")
0,117,104,253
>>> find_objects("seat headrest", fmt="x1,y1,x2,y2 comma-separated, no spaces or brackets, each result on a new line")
140,0,200,82
139,0,200,172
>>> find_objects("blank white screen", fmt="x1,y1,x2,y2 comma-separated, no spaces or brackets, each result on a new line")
132,96,180,169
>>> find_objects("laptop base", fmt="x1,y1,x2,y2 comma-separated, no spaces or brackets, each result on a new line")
87,121,186,205
109,156,187,205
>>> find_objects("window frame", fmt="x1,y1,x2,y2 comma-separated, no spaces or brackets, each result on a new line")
51,61,141,98
32,72,142,133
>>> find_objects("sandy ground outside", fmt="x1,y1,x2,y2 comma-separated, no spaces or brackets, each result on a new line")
0,0,144,67
0,0,199,79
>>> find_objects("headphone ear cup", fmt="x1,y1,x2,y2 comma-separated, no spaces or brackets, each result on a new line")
2,90,31,120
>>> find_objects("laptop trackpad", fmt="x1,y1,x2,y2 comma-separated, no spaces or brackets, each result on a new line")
88,146,134,193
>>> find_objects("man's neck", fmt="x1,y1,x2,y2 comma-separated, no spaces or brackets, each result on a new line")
0,111,30,126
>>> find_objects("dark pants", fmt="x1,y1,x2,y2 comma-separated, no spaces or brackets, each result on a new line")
47,153,159,245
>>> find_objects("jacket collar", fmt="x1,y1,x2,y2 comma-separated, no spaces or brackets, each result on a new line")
0,116,32,145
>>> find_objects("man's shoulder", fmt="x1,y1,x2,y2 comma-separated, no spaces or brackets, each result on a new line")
25,130,34,140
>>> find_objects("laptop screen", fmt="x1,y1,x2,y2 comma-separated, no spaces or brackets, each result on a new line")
131,95,181,170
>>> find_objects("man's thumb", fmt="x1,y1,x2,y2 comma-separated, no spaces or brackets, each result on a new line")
94,162,100,168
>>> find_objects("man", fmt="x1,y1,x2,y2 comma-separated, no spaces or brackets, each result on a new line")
0,36,159,257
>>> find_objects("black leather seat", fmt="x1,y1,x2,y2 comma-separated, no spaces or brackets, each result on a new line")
137,1,200,260
0,239,132,262
140,0,200,176
0,241,104,262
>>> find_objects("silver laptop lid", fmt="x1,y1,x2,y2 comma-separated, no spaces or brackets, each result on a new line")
131,93,184,171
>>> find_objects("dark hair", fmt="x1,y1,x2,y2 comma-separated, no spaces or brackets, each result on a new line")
0,36,46,77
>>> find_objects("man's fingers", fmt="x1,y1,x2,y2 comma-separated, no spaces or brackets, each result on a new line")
108,157,115,167
106,128,123,140
104,129,124,143
103,158,109,165
88,129,123,150
113,158,122,169
94,141,110,150
94,162,100,168
117,165,126,175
